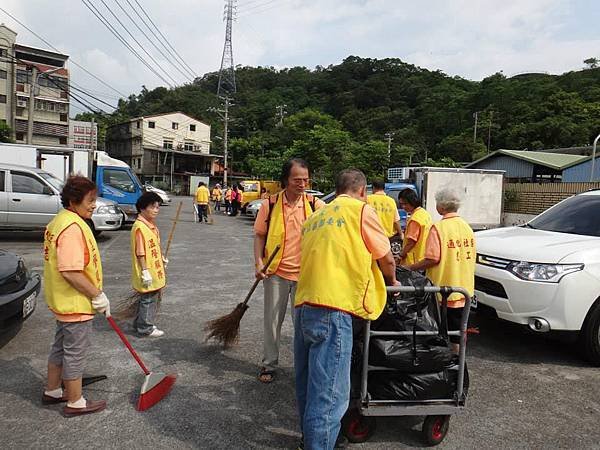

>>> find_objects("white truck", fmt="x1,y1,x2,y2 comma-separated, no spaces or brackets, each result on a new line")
388,167,505,230
0,142,144,221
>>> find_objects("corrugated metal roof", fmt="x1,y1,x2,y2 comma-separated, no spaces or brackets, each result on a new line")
468,149,588,170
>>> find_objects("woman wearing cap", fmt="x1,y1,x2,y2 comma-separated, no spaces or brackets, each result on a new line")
42,175,111,416
212,183,223,212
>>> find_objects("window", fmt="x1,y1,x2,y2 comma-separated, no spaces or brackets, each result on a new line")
59,137,67,145
172,122,178,130
527,194,600,237
60,113,67,122
0,171,4,192
0,69,6,79
0,95,6,104
16,69,30,84
11,172,47,194
102,168,136,193
148,121,155,129
0,48,5,57
163,140,173,150
16,132,24,141
184,142,194,151
189,124,196,132
136,120,141,129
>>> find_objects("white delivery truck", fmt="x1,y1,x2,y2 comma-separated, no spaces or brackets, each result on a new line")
0,142,144,221
387,167,505,230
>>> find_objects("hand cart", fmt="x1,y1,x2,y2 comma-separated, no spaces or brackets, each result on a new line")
342,285,471,446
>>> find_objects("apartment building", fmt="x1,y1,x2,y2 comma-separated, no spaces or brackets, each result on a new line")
105,111,218,191
0,24,70,146
68,119,97,149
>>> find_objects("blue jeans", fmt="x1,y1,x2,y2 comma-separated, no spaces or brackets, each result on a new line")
134,290,160,335
294,305,352,450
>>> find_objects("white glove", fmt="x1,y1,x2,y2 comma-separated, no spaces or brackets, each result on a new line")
92,292,110,315
141,269,153,288
162,257,169,269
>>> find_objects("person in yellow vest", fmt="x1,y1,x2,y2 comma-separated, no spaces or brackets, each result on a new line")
224,186,233,215
367,179,402,239
260,187,269,199
294,169,399,450
195,181,209,223
407,188,475,353
398,188,432,266
211,183,223,212
253,158,325,383
131,192,167,337
43,176,110,417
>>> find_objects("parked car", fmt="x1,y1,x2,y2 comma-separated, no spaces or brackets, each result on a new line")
475,190,600,364
0,249,40,332
0,164,122,235
144,183,171,205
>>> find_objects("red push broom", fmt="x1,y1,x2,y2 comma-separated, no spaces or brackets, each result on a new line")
106,312,176,411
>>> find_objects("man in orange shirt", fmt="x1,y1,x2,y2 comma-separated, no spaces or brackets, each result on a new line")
253,158,325,383
407,188,475,353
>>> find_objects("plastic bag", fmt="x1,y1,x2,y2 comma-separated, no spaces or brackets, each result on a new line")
368,362,469,401
369,336,454,373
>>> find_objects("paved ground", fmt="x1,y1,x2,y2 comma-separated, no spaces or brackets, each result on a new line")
0,196,599,449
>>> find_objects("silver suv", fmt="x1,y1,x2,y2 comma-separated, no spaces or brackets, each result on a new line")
0,164,122,235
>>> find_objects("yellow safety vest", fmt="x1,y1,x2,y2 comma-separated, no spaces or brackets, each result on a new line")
426,216,475,306
131,220,166,293
264,192,314,275
212,188,222,201
367,193,398,238
295,196,387,320
403,207,432,265
43,209,102,315
195,186,209,204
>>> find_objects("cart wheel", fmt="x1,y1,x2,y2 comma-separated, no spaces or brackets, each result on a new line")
341,408,377,443
422,415,450,446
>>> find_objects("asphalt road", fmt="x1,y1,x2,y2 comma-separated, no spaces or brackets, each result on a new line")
1,196,599,449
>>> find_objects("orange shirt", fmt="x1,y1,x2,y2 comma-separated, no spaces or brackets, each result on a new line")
423,213,459,263
54,223,95,323
404,220,421,243
254,192,325,281
135,215,160,257
359,200,393,259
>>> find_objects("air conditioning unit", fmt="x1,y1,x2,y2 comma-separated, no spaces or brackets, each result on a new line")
16,99,27,108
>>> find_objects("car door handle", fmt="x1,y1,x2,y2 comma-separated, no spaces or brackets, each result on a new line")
11,198,21,202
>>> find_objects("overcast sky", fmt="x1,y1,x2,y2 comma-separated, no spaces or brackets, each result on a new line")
2,0,599,114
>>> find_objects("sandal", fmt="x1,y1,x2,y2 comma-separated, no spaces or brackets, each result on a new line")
258,367,275,383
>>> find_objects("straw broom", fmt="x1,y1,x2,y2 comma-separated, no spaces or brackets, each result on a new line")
112,201,183,319
205,245,281,348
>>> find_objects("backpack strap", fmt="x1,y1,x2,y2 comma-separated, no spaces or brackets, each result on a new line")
265,193,279,232
307,194,316,212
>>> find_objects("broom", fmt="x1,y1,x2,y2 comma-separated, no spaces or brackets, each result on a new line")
113,201,183,319
205,244,281,348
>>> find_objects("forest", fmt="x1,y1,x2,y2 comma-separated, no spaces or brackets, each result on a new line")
74,56,600,189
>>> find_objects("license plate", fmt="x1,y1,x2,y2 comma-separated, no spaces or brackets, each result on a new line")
470,295,478,310
22,292,36,318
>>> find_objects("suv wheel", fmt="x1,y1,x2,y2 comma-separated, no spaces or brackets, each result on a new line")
580,300,600,366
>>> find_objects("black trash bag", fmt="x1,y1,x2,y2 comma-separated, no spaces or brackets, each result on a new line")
368,362,469,401
371,267,439,333
369,335,454,373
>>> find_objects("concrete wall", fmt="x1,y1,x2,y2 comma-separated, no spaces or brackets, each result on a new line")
142,113,211,154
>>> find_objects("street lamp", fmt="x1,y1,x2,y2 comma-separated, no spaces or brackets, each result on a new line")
590,133,600,182
28,66,62,144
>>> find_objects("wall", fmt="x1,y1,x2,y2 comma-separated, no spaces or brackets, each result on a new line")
142,113,211,154
471,155,533,179
504,182,600,215
562,157,600,182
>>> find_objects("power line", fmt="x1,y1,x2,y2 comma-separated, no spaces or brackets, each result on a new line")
113,0,194,83
237,0,278,13
131,0,198,79
237,0,295,18
82,0,177,87
81,0,175,88
0,6,127,98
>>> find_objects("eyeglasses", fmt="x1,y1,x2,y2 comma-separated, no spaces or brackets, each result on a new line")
291,178,310,185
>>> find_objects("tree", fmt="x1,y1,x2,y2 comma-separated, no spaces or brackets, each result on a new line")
584,58,599,69
0,121,13,143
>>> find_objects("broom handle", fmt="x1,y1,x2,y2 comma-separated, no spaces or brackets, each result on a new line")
243,244,281,306
164,201,183,258
106,316,151,375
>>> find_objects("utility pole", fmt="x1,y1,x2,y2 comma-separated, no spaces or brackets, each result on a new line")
275,104,287,127
384,132,394,160
91,117,96,151
473,111,479,144
487,111,494,154
27,66,37,144
216,0,237,186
